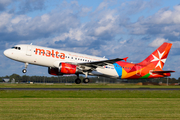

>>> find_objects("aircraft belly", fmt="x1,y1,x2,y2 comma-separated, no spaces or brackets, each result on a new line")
93,67,119,78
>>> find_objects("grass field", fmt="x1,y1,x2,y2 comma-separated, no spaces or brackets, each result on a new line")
1,90,180,120
1,98,180,120
1,84,180,119
1,83,180,88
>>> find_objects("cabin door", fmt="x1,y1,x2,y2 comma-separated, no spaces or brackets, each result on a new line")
26,45,32,56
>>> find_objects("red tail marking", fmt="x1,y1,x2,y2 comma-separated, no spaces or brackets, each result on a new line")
139,42,172,70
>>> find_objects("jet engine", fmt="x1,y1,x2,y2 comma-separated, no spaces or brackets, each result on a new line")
48,63,77,76
48,67,63,76
60,63,77,74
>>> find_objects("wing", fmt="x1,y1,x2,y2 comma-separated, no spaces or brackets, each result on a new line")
78,58,124,68
71,57,128,72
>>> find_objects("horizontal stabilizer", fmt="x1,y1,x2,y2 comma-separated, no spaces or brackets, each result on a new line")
123,57,128,62
152,70,175,73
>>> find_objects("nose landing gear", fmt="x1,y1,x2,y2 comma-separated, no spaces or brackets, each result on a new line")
22,69,27,73
22,63,28,73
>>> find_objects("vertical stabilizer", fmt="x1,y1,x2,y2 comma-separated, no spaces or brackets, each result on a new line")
139,42,172,70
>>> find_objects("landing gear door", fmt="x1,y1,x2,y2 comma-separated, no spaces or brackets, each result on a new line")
26,45,32,56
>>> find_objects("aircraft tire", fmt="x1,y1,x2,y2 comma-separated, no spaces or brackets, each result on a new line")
75,78,81,84
22,69,27,73
83,78,90,83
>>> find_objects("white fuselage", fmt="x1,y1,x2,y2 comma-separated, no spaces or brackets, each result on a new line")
4,44,119,78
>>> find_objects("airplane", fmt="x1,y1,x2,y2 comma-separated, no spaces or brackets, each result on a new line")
4,42,175,84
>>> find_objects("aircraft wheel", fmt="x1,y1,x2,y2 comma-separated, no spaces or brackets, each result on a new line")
22,69,27,73
83,78,90,83
75,78,81,84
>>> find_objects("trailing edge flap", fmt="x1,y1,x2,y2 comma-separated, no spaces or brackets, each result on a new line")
152,70,175,73
78,58,125,68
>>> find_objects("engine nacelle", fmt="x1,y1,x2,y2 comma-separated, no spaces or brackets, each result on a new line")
60,63,77,74
48,63,77,76
48,67,63,76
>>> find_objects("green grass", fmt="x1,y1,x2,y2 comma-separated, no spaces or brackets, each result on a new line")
1,87,180,120
1,83,180,88
0,98,180,120
1,90,180,98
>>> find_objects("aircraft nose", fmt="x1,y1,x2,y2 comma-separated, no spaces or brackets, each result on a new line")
4,49,10,57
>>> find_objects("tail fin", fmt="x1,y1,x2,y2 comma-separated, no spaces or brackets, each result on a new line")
139,42,172,70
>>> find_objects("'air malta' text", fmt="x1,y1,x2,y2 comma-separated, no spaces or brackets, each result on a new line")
35,48,65,59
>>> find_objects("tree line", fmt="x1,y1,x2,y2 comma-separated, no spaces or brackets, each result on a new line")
0,73,180,83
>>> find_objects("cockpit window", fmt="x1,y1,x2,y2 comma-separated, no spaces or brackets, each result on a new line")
11,46,21,50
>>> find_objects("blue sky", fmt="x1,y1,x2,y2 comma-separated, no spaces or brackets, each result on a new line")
0,0,180,79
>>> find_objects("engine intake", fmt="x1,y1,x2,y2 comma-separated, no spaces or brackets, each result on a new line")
48,67,63,76
48,63,77,76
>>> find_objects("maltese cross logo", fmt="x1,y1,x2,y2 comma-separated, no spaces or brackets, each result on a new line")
151,50,166,69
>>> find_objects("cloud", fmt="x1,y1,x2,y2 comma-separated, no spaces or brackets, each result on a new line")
119,0,160,15
53,28,86,42
17,0,46,14
146,5,180,24
96,1,109,11
149,37,180,48
128,4,180,45
147,5,180,24
149,38,168,47
0,12,12,29
0,0,12,11
0,0,47,14
171,41,180,48
0,8,81,42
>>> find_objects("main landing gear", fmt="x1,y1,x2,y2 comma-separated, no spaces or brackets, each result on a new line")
22,63,28,73
83,72,90,83
75,73,90,84
83,78,90,83
75,74,81,84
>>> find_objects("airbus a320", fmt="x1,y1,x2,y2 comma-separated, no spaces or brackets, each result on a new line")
4,42,175,84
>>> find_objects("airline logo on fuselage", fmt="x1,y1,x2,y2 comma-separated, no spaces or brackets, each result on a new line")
35,48,65,59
